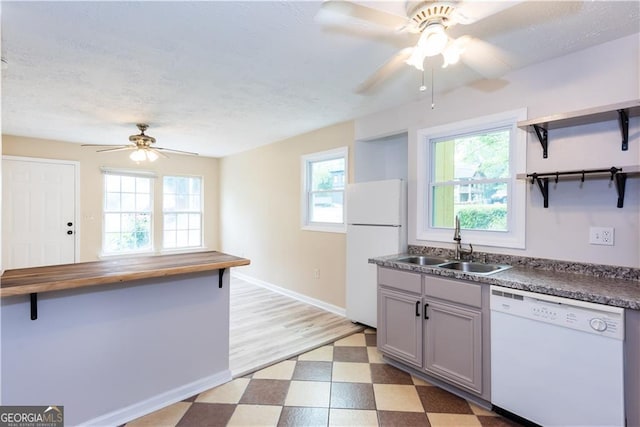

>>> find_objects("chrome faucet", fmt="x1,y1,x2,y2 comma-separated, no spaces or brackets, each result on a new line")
453,215,473,260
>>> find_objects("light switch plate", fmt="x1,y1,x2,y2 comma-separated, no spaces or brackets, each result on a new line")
589,226,614,246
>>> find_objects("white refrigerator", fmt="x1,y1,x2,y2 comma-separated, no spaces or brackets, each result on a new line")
346,179,407,328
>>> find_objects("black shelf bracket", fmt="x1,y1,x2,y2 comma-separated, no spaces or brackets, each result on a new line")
30,293,38,320
618,109,629,151
530,174,549,208
615,172,627,208
527,167,626,208
532,125,548,159
219,268,226,288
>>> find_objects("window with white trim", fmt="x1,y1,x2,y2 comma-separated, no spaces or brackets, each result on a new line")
103,171,153,254
416,109,527,248
162,175,203,249
301,147,347,233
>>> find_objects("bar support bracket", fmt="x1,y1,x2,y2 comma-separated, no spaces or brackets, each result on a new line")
219,268,226,288
30,293,38,320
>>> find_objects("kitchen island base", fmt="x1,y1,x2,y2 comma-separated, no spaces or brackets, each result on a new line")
1,269,232,426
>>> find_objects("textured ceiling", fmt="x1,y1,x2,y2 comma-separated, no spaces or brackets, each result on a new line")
2,1,639,158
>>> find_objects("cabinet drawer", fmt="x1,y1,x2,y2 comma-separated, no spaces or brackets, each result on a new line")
424,276,482,308
378,267,422,294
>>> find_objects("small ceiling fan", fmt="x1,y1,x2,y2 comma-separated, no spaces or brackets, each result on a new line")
317,0,520,92
83,123,198,162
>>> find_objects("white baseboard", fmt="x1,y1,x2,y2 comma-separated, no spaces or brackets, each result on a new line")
81,370,232,427
232,271,347,317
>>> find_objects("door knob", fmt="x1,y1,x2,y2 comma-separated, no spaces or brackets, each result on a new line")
67,222,73,227
67,230,73,235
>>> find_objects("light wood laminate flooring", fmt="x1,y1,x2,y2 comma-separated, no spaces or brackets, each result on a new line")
230,276,364,377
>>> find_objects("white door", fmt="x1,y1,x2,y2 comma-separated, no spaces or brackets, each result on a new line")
2,157,78,269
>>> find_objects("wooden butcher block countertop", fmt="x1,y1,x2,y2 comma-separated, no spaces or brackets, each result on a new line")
0,251,250,297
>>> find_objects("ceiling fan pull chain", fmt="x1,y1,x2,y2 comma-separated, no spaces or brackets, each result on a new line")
431,68,435,110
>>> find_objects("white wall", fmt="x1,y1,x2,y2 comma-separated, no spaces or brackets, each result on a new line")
355,34,640,268
354,132,408,183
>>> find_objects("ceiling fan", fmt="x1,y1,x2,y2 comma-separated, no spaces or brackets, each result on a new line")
83,123,198,162
317,0,520,92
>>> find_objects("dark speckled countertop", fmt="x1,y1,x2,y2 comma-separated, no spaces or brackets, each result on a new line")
370,253,640,310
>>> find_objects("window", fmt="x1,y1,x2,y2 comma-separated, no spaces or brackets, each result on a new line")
301,147,348,232
416,109,527,248
103,172,153,254
163,175,203,249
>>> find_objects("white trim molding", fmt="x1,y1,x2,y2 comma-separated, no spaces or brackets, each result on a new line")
232,271,347,317
80,370,232,427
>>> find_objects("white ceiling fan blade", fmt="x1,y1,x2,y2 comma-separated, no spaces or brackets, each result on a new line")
459,36,512,79
316,0,408,31
150,148,169,159
96,146,134,153
451,0,525,25
356,47,414,94
155,147,199,156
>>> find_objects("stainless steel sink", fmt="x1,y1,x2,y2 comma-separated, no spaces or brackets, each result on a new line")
395,256,449,266
438,261,511,275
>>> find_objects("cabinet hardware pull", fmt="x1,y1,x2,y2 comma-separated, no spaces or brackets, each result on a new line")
424,303,429,320
415,301,420,317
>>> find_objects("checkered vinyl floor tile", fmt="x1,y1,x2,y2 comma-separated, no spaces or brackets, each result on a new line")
125,330,521,426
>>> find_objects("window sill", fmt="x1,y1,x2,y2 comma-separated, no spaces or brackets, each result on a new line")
302,225,346,234
98,250,156,260
159,246,209,255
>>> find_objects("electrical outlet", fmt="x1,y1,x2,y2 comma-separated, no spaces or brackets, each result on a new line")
589,227,615,246
314,269,320,279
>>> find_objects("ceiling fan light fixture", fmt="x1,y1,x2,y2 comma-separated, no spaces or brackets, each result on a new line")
442,44,461,68
405,21,449,71
130,148,147,163
419,22,449,57
405,47,426,71
146,149,159,162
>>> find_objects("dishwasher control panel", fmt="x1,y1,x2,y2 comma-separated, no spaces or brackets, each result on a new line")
490,286,624,340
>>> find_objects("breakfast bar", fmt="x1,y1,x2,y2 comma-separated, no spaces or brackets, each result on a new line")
0,251,250,426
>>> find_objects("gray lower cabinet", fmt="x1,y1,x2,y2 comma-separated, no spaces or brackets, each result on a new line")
377,267,490,401
423,298,482,394
377,268,423,367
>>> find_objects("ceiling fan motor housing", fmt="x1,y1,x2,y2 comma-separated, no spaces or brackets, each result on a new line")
129,123,156,147
407,1,456,32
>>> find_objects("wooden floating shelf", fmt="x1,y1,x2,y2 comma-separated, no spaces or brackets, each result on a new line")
518,100,640,130
517,100,640,158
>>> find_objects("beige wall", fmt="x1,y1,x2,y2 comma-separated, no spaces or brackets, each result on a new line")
2,135,220,262
220,121,354,309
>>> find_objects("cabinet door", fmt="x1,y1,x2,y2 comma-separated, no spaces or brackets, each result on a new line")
378,287,423,367
423,298,482,394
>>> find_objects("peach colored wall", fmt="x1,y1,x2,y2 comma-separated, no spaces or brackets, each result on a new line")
219,121,354,309
2,135,220,262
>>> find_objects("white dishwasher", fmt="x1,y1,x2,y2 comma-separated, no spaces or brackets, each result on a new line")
490,286,625,427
